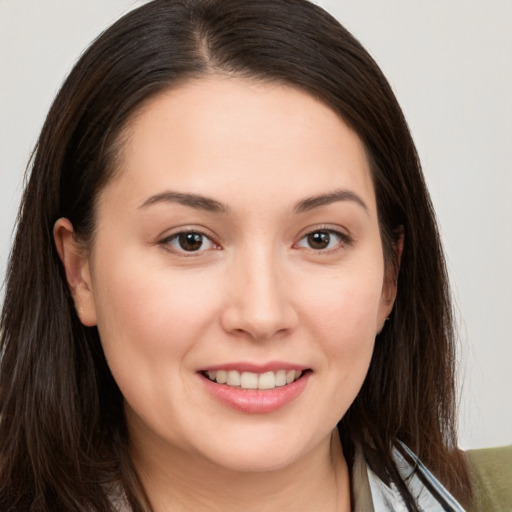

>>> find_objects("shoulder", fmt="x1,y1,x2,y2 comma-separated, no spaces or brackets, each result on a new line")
465,445,512,512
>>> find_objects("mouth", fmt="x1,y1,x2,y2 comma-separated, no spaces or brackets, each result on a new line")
201,368,307,390
198,363,312,413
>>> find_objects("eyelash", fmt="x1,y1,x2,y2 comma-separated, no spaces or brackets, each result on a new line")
160,227,351,255
294,227,351,253
160,230,220,255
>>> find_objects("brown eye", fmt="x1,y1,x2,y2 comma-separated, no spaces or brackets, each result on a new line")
296,229,347,252
164,231,216,253
178,232,204,251
307,231,331,250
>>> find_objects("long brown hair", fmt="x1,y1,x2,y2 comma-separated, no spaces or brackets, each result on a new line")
0,0,471,510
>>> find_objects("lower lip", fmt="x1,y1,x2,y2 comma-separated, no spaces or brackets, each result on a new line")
200,372,310,413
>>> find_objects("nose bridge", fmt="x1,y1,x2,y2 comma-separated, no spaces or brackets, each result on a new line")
222,241,297,339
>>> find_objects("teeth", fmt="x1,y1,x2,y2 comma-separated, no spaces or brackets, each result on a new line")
275,369,287,387
227,370,241,386
240,371,258,389
258,371,275,390
205,369,304,389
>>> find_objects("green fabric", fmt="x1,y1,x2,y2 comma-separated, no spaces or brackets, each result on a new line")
466,445,512,512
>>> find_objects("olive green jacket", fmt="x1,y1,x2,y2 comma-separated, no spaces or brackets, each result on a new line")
466,445,512,512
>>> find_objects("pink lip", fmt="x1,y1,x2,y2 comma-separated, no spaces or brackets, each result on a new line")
200,361,309,373
199,371,311,414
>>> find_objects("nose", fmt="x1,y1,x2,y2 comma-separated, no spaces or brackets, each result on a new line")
220,246,298,341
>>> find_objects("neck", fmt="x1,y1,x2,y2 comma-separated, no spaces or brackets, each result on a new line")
130,429,351,512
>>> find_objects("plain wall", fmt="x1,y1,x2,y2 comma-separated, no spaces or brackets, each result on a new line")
1,0,511,449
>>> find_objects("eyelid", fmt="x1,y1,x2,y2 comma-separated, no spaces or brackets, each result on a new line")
293,225,352,252
159,226,221,255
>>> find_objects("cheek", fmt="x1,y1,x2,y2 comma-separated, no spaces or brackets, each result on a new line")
302,265,384,344
89,253,228,446
89,249,220,392
298,265,384,403
94,247,214,330
321,284,379,378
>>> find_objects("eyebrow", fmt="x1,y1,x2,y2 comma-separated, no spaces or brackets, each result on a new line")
294,189,369,214
139,191,229,213
138,188,368,215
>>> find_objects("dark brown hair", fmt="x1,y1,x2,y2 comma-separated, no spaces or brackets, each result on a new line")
0,0,471,510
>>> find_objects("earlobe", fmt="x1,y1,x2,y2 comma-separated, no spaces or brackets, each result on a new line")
53,218,97,326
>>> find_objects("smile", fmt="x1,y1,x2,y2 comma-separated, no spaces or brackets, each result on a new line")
199,365,311,413
204,369,303,390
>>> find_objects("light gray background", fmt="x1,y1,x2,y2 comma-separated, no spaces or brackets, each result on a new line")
1,0,511,449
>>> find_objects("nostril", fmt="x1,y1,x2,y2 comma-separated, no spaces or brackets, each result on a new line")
219,278,298,340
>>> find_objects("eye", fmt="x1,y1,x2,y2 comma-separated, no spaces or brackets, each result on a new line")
163,231,217,253
296,229,347,251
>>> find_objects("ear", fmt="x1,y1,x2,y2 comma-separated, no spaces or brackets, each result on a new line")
377,228,404,333
53,218,97,326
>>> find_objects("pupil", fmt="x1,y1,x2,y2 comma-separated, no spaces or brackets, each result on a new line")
179,232,203,251
308,231,330,249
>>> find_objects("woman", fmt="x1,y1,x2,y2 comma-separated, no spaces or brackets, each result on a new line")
0,0,501,510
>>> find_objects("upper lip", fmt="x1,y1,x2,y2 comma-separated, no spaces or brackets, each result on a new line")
199,361,310,373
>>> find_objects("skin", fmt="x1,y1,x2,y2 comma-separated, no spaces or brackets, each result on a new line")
55,77,398,511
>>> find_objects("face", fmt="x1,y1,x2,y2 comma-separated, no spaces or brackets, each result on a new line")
66,77,396,473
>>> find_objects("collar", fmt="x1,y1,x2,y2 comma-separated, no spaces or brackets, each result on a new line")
351,442,467,511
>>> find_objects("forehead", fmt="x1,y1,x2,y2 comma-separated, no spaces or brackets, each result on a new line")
102,77,376,214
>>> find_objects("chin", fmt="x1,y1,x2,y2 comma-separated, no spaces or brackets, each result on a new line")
194,428,317,474
209,450,301,474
